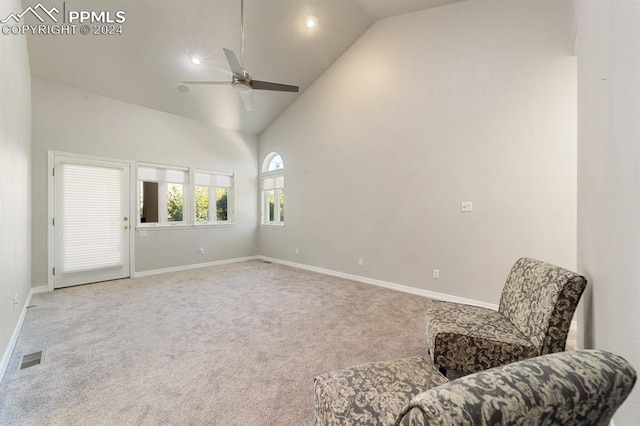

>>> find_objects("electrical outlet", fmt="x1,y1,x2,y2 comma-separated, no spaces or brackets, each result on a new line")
138,230,147,238
295,248,299,255
197,248,204,255
358,258,364,266
432,269,440,279
13,294,18,311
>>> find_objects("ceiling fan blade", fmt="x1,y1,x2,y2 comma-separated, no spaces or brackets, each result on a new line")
181,81,230,85
251,80,299,93
223,48,244,78
217,67,234,77
240,92,254,111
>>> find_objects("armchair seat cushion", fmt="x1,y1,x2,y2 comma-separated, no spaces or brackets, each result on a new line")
425,300,538,374
314,356,448,425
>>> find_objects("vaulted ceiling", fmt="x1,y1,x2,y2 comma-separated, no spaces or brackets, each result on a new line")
25,0,464,135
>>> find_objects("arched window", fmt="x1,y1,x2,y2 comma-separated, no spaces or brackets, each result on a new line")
266,154,284,172
261,152,285,226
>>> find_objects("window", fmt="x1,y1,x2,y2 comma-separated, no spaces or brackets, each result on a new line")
267,154,284,172
138,163,189,226
194,170,234,225
261,153,285,226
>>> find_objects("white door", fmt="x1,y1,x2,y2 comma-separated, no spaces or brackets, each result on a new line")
53,155,130,288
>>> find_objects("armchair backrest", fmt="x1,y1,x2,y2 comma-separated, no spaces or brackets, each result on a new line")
498,257,586,354
396,350,636,426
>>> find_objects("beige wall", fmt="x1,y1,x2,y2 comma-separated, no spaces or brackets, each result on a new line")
259,0,577,305
576,0,640,422
31,79,259,283
0,0,32,373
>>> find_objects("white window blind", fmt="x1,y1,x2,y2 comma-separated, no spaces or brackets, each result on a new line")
195,171,233,187
262,175,284,190
62,163,123,273
138,165,187,183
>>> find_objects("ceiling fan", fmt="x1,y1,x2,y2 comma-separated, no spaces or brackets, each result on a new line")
180,0,299,112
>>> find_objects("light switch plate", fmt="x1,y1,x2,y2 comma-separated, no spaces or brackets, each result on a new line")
461,201,473,212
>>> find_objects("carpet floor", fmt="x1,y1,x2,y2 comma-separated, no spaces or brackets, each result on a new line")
0,260,433,425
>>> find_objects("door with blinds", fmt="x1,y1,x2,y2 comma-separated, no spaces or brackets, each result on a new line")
53,155,130,288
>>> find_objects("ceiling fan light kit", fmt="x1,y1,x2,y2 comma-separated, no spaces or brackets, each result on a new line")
180,0,299,111
232,79,252,94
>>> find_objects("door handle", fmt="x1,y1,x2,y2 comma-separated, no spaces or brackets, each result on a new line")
124,226,129,230
123,217,129,221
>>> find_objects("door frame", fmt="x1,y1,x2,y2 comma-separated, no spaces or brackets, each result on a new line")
47,151,136,291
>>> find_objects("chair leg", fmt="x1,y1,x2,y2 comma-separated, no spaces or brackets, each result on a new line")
439,367,447,377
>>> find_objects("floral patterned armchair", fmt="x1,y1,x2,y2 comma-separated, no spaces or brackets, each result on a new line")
314,356,447,425
395,349,636,425
314,350,636,425
424,258,587,375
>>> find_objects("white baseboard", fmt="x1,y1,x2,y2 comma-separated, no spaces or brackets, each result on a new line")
258,256,499,310
0,285,48,384
133,256,260,278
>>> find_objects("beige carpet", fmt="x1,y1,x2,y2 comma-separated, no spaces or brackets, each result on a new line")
0,260,433,425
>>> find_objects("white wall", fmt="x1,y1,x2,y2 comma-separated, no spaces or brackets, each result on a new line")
259,0,577,304
31,79,258,284
0,0,32,369
576,0,640,422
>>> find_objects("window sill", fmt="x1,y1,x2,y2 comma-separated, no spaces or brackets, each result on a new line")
136,224,192,230
195,223,236,228
260,223,285,228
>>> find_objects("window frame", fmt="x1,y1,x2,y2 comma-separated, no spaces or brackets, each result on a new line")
260,153,285,227
137,162,191,229
194,169,235,226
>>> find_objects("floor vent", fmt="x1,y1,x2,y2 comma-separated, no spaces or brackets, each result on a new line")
20,351,43,370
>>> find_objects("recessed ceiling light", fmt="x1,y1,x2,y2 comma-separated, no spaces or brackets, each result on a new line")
304,16,317,29
191,56,201,65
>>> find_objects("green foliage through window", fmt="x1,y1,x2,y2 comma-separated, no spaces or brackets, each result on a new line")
267,190,284,223
195,186,209,222
268,191,275,222
216,188,228,221
195,186,229,223
167,184,183,222
279,191,284,222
